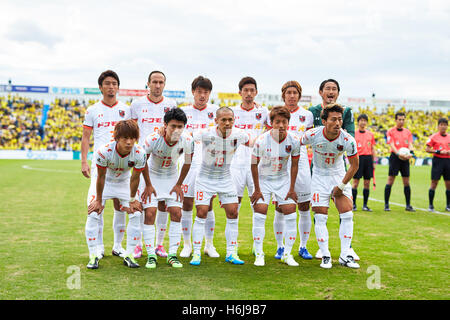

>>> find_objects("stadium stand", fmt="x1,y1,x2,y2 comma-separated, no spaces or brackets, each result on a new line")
0,94,448,158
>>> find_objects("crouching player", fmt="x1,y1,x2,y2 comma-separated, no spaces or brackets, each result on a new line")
86,120,147,269
140,108,194,269
250,106,300,267
300,103,360,269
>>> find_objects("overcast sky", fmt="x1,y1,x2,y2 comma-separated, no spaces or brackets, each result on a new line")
0,0,449,100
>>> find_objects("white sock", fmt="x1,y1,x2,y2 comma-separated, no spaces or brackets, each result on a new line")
314,214,330,257
339,211,354,258
181,210,193,246
205,210,215,246
273,209,285,249
97,212,104,251
113,209,126,248
252,212,267,255
85,213,100,256
168,221,181,255
225,218,239,256
283,212,297,256
299,210,311,249
126,212,142,256
192,217,206,255
156,210,168,246
143,224,156,256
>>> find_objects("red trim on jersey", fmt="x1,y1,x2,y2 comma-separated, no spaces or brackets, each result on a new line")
240,103,255,112
289,106,300,113
96,164,107,169
322,127,340,142
147,95,164,104
133,167,145,172
251,155,260,161
270,129,287,144
115,144,130,158
163,135,178,147
291,155,300,159
347,153,358,159
193,104,207,111
83,125,93,129
101,101,119,108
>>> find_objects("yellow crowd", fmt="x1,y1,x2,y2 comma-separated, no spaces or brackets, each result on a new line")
0,95,448,158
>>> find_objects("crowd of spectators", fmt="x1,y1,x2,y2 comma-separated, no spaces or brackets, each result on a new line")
0,94,448,159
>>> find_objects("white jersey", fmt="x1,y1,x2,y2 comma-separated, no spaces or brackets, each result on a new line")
95,141,147,183
182,104,219,166
231,103,269,168
82,100,131,153
130,95,177,145
252,130,301,181
300,127,358,176
143,132,194,178
194,126,250,180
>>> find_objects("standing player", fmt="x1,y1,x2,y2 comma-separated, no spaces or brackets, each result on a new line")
384,112,415,212
86,120,147,269
308,79,358,261
131,71,177,259
81,70,131,259
251,106,301,267
140,108,194,268
179,76,220,258
301,103,360,269
230,77,269,222
273,81,314,260
426,118,450,212
352,114,376,212
190,107,251,266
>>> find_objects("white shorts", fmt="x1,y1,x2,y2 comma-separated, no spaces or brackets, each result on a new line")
87,171,130,208
137,175,181,209
256,175,296,206
231,166,254,197
194,175,238,206
310,173,352,208
288,155,311,203
181,164,198,198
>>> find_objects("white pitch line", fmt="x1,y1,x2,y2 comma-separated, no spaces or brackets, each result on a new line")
363,196,450,217
22,165,79,174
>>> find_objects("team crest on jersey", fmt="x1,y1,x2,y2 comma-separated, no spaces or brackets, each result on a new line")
299,115,306,122
208,112,214,119
164,107,171,113
337,144,344,151
285,145,292,153
119,110,125,118
256,113,262,120
128,161,135,167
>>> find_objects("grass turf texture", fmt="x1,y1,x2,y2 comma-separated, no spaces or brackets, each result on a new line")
0,159,449,300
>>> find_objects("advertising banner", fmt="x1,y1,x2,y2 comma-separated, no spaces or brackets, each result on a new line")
218,92,241,100
51,87,82,95
164,90,185,98
119,89,147,96
12,85,49,93
83,88,102,95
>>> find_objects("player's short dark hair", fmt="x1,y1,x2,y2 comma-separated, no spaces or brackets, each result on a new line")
164,107,187,125
238,77,257,91
357,114,369,122
191,76,213,92
395,112,406,120
148,71,166,82
114,120,139,140
438,117,448,125
98,70,120,87
321,103,344,121
269,106,291,123
319,79,340,92
216,106,234,118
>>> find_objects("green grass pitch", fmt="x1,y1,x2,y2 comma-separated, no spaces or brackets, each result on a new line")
0,159,449,300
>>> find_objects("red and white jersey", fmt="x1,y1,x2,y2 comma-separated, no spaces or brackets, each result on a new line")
183,104,219,166
231,103,269,168
144,132,194,178
252,130,301,181
194,126,250,180
83,100,131,153
300,127,358,176
95,141,146,183
130,95,177,145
